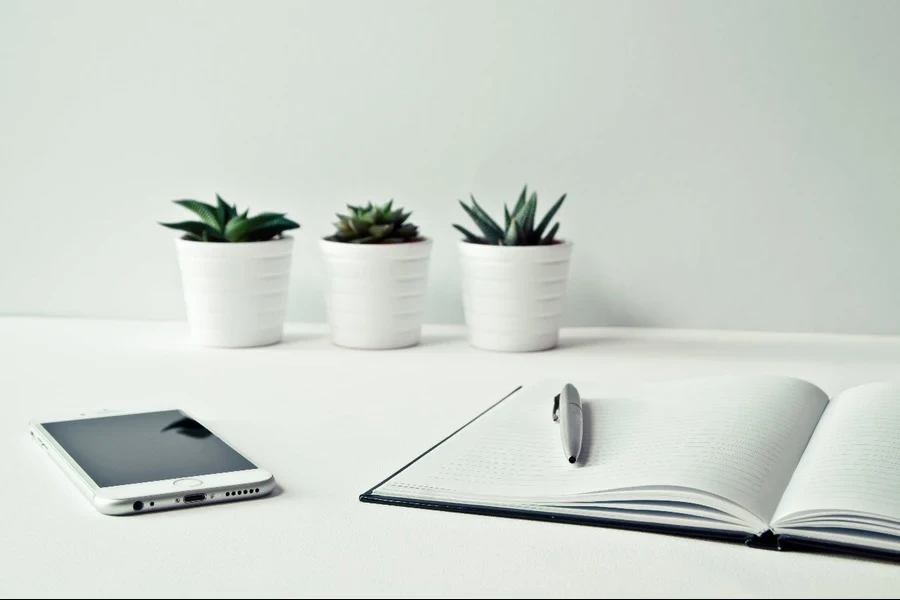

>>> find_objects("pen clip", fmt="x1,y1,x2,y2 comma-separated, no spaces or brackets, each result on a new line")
552,394,560,422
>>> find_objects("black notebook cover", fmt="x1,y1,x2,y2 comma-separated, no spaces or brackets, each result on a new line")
359,386,899,562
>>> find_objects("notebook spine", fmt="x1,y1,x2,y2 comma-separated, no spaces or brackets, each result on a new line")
777,534,900,561
744,529,781,551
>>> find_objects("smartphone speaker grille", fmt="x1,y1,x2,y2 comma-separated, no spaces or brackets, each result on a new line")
224,488,261,498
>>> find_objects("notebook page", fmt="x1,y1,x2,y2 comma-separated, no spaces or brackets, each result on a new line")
773,382,900,525
377,376,828,523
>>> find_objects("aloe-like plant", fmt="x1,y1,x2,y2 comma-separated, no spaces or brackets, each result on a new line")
160,195,300,242
453,185,566,245
326,200,421,244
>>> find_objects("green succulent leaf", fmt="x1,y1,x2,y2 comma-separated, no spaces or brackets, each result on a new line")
215,195,229,228
224,213,290,242
453,224,484,244
173,200,221,232
458,200,501,242
243,219,300,242
159,220,226,241
522,192,538,239
330,231,354,242
328,200,422,244
368,223,394,238
162,196,299,243
454,185,567,246
348,218,366,235
468,195,505,239
395,224,418,238
505,219,521,246
223,215,247,241
533,193,566,240
541,222,560,244
512,185,528,220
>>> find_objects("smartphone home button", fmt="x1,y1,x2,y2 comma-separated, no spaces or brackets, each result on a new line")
173,478,203,488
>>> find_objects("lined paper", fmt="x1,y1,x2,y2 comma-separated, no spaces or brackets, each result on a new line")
378,376,828,527
774,382,900,526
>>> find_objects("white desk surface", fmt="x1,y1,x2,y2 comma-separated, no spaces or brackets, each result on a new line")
3,317,900,598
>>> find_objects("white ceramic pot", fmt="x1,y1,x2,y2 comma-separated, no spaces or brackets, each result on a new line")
320,238,432,349
459,240,573,352
175,236,294,348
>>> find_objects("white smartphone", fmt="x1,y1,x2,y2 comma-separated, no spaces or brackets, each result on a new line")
30,409,276,515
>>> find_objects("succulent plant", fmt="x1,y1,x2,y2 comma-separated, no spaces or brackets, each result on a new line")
453,185,566,246
160,195,299,242
327,200,422,244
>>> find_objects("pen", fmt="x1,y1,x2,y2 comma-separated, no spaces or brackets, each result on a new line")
553,383,583,464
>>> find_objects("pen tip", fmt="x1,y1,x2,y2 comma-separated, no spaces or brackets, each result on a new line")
568,456,576,464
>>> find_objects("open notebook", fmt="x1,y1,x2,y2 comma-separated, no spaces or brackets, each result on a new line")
361,376,900,560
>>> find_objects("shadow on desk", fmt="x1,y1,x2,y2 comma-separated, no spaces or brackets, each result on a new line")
277,333,321,346
554,336,622,351
417,332,464,347
417,333,623,351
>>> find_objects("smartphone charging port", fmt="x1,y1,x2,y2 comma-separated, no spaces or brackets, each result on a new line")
183,493,206,504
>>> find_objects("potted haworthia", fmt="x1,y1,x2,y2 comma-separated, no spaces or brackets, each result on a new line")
320,201,431,349
160,196,299,348
453,186,571,352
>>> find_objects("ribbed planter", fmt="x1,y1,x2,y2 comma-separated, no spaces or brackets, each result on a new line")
175,236,294,348
320,238,432,349
459,240,573,352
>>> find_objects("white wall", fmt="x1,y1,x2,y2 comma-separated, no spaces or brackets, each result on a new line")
2,0,899,334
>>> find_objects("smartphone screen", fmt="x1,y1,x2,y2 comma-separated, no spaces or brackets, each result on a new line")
41,410,256,487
